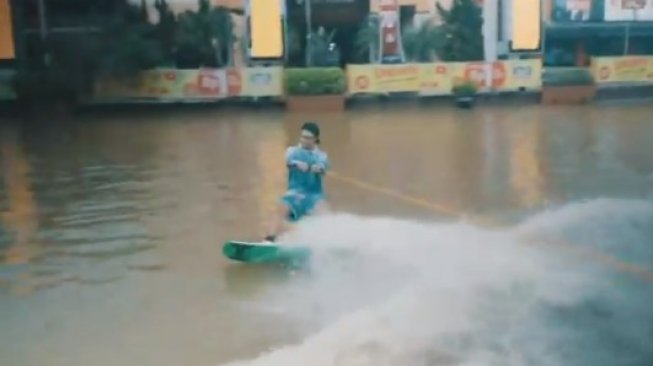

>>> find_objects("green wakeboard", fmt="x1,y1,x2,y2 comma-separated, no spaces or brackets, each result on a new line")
222,240,311,265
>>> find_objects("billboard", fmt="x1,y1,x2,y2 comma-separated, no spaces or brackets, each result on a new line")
512,0,541,51
604,0,653,21
247,0,285,59
565,0,592,21
0,0,15,60
592,56,653,83
94,67,283,100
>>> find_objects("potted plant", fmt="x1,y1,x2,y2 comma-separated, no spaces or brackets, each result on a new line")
541,67,596,105
284,67,346,112
452,80,478,109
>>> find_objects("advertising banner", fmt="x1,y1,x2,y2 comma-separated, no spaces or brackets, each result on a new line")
371,64,420,92
503,59,542,90
347,64,420,94
452,62,507,89
592,56,653,83
95,69,229,100
94,61,544,101
94,69,181,99
346,65,376,94
180,69,229,99
418,63,451,96
241,67,283,96
347,60,543,95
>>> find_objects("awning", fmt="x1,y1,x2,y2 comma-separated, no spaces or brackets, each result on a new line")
545,22,653,37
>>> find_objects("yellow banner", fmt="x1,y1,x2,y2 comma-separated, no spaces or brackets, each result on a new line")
95,69,248,100
592,56,653,84
450,60,541,91
374,64,421,92
95,62,544,101
95,68,288,100
181,68,242,98
241,67,283,97
347,65,376,94
95,69,183,99
349,60,542,95
504,59,542,91
347,64,421,94
418,63,451,96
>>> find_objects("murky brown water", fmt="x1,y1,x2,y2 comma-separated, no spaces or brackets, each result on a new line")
1,103,653,366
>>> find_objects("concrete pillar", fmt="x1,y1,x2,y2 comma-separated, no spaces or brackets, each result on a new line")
483,0,498,89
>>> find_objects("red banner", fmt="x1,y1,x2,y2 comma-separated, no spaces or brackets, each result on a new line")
378,0,404,63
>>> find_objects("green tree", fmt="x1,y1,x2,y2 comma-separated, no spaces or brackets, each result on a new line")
402,21,445,62
98,0,163,78
309,27,338,66
353,15,380,64
212,6,236,66
285,23,303,66
14,0,163,104
154,0,178,66
175,0,235,68
436,0,483,61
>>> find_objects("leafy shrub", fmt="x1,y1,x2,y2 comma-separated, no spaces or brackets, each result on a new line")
452,80,478,97
543,67,595,86
285,68,345,95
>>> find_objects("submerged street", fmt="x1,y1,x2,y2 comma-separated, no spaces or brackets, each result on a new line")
1,103,652,366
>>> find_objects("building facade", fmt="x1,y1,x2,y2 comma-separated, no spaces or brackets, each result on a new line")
543,0,653,66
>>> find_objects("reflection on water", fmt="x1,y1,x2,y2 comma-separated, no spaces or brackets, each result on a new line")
0,103,652,366
508,112,547,208
255,124,287,238
0,126,39,266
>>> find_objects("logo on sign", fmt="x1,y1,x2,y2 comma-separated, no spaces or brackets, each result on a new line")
227,68,241,96
355,75,370,90
250,72,271,85
621,0,646,10
513,66,532,78
200,74,219,90
464,63,506,88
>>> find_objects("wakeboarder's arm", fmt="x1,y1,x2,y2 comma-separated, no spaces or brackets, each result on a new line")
286,146,309,171
311,151,330,174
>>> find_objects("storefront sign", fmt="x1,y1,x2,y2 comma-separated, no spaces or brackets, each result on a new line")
604,0,653,21
592,56,653,83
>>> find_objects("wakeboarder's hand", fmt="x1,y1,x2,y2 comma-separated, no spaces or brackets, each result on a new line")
310,164,323,173
295,161,309,172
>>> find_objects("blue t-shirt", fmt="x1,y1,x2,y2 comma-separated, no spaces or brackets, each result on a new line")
285,145,330,195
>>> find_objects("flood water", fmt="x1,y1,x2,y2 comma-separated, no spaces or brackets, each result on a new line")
1,103,653,366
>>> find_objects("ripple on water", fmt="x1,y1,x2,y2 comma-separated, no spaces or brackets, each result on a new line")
0,162,166,296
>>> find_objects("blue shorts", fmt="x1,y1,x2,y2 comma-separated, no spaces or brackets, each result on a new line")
281,192,324,222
